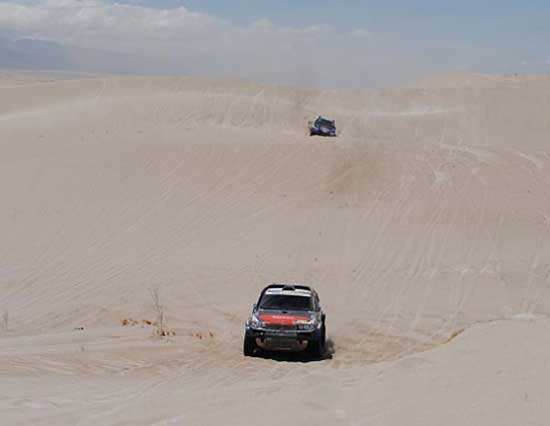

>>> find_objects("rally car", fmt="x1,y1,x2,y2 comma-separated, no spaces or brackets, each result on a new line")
308,116,336,137
243,284,326,359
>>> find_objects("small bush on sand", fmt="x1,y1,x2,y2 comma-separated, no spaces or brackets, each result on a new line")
120,317,175,336
120,291,176,338
1,309,7,331
121,318,138,326
150,288,170,338
445,328,465,343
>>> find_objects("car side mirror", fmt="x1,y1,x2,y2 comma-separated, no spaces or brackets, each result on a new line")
252,303,257,311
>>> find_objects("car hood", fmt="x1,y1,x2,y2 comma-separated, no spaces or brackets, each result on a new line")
256,309,316,325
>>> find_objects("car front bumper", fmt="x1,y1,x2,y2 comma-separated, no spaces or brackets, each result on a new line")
310,128,336,136
246,326,321,351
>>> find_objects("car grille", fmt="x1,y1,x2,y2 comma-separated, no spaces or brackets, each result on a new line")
263,323,298,331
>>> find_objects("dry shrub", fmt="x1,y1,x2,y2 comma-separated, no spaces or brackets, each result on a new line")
120,317,175,337
445,328,465,343
150,288,171,338
1,309,8,331
192,331,214,340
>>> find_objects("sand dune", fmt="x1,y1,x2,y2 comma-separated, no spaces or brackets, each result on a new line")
1,74,550,425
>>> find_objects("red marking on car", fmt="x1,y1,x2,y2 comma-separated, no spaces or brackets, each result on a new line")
259,314,310,325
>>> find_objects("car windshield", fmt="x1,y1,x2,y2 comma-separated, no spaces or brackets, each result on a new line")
259,295,313,311
316,118,334,128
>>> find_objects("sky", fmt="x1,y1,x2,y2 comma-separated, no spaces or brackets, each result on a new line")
1,0,550,87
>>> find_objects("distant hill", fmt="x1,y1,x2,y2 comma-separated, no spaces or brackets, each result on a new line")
0,38,76,70
0,38,174,75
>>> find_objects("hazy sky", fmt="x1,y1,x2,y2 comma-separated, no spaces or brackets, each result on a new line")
1,1,550,87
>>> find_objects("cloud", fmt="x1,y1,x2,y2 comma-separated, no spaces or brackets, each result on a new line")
0,1,354,52
1,1,548,86
0,0,453,87
0,0,384,86
0,1,227,51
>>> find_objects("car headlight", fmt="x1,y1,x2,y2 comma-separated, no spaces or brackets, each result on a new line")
250,313,263,328
296,318,317,331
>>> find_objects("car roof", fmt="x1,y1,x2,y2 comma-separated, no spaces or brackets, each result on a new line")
264,287,312,297
263,283,311,291
316,116,334,123
261,283,316,297
256,284,320,307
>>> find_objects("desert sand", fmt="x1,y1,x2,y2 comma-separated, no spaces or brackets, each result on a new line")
1,73,550,425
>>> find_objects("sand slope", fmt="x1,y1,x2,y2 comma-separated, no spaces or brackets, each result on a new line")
1,74,550,425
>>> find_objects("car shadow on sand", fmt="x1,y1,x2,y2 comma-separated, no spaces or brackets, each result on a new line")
254,338,335,363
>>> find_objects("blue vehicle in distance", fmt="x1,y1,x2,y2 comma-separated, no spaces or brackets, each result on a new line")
308,116,336,137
